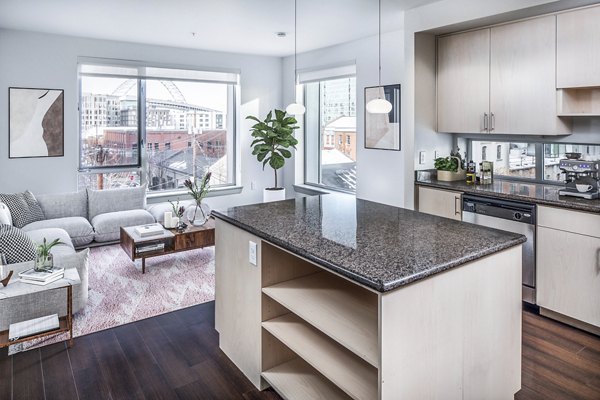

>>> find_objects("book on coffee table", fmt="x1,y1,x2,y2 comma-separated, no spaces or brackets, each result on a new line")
134,223,165,237
19,267,65,285
8,314,60,342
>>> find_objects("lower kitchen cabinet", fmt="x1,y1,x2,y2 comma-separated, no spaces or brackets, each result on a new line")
417,186,462,220
537,206,600,333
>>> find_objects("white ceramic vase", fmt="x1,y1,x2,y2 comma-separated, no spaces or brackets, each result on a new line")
263,188,286,203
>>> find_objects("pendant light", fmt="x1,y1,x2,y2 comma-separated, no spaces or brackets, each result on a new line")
285,0,306,115
366,0,393,114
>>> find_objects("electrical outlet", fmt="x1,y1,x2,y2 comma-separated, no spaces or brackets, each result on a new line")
248,241,257,266
419,151,426,165
434,150,439,160
250,181,256,190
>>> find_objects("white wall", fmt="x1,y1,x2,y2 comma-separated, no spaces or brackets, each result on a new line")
283,29,405,207
0,29,283,209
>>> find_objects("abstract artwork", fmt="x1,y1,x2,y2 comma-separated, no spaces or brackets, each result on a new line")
364,84,401,151
9,87,64,158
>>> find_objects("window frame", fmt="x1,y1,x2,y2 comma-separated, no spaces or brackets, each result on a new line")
77,61,239,192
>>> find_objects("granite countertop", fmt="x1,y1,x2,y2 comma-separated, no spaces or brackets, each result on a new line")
415,173,600,214
212,195,526,293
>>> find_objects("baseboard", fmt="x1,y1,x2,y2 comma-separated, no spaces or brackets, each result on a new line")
539,307,600,337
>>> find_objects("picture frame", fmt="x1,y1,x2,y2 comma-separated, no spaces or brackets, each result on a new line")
364,84,401,151
9,87,65,159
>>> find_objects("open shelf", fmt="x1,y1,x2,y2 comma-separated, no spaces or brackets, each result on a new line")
557,87,600,116
262,358,351,400
0,317,69,349
263,313,377,400
262,271,379,367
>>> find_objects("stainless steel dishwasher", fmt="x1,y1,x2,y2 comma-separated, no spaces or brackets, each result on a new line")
462,194,536,304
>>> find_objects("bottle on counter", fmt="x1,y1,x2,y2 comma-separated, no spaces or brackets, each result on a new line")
466,160,477,184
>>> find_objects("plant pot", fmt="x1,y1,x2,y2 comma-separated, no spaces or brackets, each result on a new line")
263,188,286,203
436,169,467,182
185,203,211,226
34,252,54,273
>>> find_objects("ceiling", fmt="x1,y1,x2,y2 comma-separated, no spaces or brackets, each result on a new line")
0,0,441,56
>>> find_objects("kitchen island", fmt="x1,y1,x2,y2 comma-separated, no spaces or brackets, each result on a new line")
213,194,526,399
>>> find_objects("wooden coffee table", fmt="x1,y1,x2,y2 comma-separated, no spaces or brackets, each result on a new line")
120,218,215,273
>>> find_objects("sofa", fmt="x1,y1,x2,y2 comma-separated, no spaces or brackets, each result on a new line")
22,185,155,247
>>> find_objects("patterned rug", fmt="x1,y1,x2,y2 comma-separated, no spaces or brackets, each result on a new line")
12,244,215,353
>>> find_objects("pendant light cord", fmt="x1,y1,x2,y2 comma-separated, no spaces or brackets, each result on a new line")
294,0,298,100
378,0,382,86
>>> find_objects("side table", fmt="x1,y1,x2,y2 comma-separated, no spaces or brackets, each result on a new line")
0,268,80,350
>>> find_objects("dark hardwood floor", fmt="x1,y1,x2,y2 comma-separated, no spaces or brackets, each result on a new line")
1,302,599,399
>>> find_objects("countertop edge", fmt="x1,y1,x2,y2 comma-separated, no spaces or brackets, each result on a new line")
415,180,600,214
212,210,526,293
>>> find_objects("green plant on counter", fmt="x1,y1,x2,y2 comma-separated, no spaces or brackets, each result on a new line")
434,147,465,171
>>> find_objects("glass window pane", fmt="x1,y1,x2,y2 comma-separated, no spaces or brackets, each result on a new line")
145,79,233,192
305,76,356,193
80,76,139,169
77,171,141,190
471,141,536,179
543,143,600,182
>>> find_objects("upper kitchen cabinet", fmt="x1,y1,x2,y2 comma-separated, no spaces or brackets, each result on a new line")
490,16,569,135
437,29,490,134
557,5,600,88
437,16,570,135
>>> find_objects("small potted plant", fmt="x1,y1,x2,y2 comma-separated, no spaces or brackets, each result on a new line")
247,109,299,202
434,148,466,182
35,238,63,272
168,200,186,229
183,172,211,226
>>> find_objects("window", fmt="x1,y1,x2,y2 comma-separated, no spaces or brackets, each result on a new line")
471,141,536,179
79,62,238,192
305,75,356,193
543,143,600,182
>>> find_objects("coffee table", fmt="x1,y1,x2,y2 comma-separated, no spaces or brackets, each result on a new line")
0,268,80,349
120,218,215,273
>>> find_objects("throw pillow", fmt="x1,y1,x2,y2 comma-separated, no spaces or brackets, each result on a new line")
0,224,37,264
0,191,45,228
0,203,12,226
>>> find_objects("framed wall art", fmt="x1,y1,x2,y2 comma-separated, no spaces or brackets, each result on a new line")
9,87,64,158
364,84,400,151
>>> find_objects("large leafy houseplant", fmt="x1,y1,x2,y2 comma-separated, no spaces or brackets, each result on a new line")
247,110,299,190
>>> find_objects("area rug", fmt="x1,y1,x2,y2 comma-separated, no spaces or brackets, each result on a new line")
11,244,215,353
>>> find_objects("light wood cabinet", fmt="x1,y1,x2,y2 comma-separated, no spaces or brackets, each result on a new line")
557,5,600,88
417,186,462,220
437,16,570,135
437,29,490,134
537,206,600,332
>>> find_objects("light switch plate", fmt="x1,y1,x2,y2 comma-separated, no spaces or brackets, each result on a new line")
248,241,257,266
419,151,426,164
434,150,439,160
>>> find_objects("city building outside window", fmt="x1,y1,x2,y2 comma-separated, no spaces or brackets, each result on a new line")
496,145,502,161
304,75,357,193
78,62,238,192
471,141,536,180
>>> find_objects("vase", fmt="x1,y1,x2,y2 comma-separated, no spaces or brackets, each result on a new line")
34,252,54,273
263,188,286,202
185,203,211,226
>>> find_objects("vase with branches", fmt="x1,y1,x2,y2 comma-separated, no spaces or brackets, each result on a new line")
183,172,211,226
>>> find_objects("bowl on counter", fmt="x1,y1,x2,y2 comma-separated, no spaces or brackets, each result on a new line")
565,152,582,160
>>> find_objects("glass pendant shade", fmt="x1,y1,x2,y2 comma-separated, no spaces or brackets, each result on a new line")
285,102,306,115
366,97,393,114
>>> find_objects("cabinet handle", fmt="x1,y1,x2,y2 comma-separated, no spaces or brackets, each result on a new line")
454,196,461,216
483,113,489,132
490,112,495,132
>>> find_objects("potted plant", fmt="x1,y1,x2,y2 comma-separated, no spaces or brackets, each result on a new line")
247,109,299,202
183,172,211,226
434,149,466,182
35,238,63,272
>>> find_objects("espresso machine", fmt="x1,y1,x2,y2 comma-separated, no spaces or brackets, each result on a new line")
558,156,600,200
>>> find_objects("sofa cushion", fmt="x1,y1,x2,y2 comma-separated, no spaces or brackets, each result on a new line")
87,185,147,221
0,224,37,264
0,249,90,331
92,209,155,242
22,217,94,247
36,191,88,220
146,200,194,224
0,191,45,228
25,228,75,257
0,203,12,226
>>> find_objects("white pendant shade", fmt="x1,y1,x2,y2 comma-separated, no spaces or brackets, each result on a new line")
366,98,393,114
286,102,306,115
